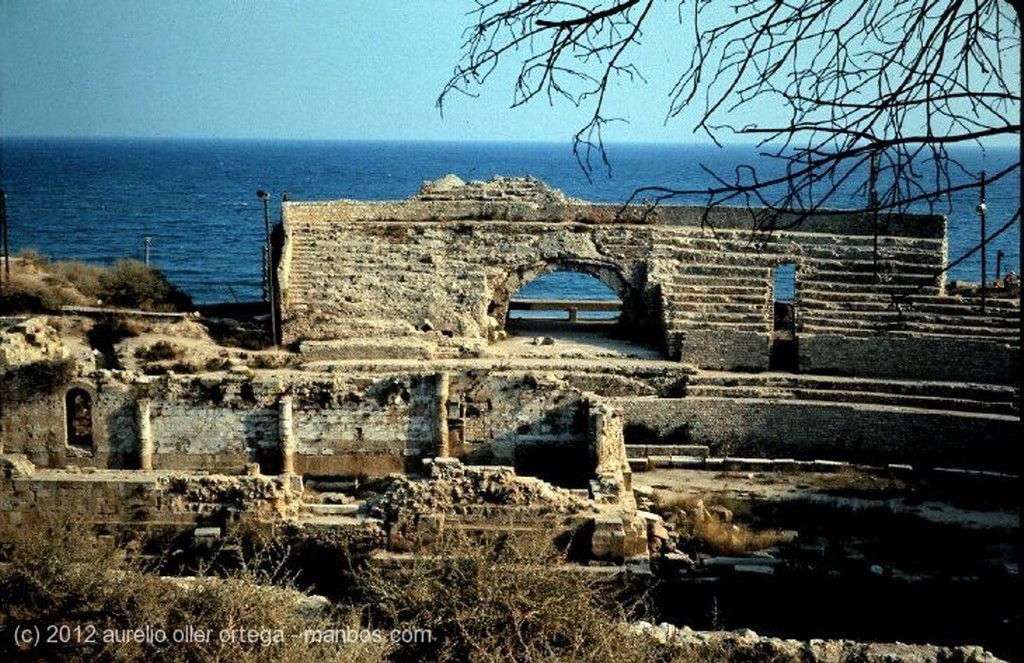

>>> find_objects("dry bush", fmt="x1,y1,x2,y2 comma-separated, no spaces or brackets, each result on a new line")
2,253,191,314
97,259,193,312
135,340,183,362
0,272,83,313
652,491,786,557
357,531,661,663
51,260,106,300
2,356,78,404
0,522,389,663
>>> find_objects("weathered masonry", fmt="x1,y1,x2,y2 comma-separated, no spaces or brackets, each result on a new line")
1,176,1019,516
279,176,1018,384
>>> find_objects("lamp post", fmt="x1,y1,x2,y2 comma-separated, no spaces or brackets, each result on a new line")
977,173,987,314
256,189,278,347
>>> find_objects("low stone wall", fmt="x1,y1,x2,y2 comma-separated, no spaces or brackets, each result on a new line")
0,461,302,530
610,396,1018,469
799,334,1019,384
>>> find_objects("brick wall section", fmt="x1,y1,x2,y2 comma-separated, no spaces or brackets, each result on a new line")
609,396,1018,469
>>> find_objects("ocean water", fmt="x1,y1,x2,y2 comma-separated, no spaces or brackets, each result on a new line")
0,138,1019,305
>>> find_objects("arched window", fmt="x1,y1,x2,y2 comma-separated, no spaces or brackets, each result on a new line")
65,388,94,450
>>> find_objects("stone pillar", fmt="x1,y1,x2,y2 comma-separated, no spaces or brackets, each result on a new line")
279,395,296,475
435,372,450,458
137,398,153,471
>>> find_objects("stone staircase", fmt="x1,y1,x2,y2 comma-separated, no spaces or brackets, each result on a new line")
652,234,774,359
297,491,369,527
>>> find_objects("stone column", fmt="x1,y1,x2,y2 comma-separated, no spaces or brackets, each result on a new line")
435,372,450,458
137,398,153,471
279,395,296,475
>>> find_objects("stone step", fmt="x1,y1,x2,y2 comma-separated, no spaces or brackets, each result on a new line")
663,315,770,327
653,230,943,250
666,264,773,278
805,270,939,286
663,276,773,290
661,292,770,307
799,325,1019,345
798,309,1020,329
625,444,711,459
684,385,1018,416
687,371,1019,401
798,281,940,295
799,296,1021,317
799,315,1020,337
656,249,944,275
666,302,770,315
303,502,363,517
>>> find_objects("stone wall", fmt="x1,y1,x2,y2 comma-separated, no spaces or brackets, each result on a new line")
0,462,302,530
275,176,1019,383
798,334,1019,385
609,396,1018,469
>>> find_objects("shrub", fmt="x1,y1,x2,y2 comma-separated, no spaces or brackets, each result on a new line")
51,259,106,300
134,340,182,362
0,522,390,663
357,532,658,663
0,274,81,313
97,259,193,312
2,357,78,404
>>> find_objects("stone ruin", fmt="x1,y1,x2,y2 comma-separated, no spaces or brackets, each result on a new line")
1,175,1020,563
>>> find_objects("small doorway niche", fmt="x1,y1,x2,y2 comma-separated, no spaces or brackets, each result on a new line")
65,388,95,451
770,263,799,371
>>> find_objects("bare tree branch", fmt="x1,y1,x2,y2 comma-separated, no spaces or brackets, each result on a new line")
440,0,1021,242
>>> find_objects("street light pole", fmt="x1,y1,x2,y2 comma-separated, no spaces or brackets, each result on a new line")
256,189,278,347
977,172,987,314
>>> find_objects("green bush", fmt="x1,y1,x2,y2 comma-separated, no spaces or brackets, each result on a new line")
97,259,193,312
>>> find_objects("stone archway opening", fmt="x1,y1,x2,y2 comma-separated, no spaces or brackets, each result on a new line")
507,271,622,330
488,260,659,357
65,387,95,452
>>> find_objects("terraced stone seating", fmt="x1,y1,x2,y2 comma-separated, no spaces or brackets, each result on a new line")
685,371,1020,417
798,288,1019,346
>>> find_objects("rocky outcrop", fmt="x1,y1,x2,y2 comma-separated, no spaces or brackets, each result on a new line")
632,622,1007,663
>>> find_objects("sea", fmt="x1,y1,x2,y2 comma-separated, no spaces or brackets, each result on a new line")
0,138,1019,305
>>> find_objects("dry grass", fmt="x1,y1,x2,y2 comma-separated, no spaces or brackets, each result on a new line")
358,531,661,663
652,490,787,557
0,522,389,663
1,252,192,314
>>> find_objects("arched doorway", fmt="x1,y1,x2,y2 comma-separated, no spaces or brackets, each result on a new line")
489,259,650,339
507,271,622,327
65,387,94,451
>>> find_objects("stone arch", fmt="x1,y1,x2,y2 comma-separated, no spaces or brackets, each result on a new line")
488,258,646,336
64,385,95,452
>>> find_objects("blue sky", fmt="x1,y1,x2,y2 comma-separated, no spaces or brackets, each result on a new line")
1,0,1020,146
0,0,680,142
